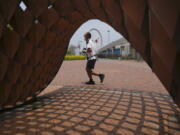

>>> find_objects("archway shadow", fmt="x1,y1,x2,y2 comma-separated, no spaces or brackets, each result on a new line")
0,86,179,135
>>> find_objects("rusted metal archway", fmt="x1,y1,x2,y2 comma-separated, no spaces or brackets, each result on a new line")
0,0,179,109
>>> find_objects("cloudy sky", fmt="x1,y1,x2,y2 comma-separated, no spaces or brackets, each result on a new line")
69,19,122,48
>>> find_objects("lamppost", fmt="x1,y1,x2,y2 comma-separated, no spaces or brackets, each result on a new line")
78,41,82,55
107,30,110,44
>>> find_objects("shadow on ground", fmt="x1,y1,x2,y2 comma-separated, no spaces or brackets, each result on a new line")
0,86,180,135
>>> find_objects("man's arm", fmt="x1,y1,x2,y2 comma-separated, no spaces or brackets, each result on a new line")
87,48,92,53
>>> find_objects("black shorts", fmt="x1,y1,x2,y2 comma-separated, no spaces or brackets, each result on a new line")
86,59,96,69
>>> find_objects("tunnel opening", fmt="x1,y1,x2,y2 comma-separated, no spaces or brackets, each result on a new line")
44,19,168,95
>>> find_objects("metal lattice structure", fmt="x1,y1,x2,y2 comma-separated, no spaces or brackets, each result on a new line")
0,0,180,109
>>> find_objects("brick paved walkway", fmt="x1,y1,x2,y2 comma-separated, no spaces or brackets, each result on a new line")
49,59,167,94
0,86,179,135
1,60,179,135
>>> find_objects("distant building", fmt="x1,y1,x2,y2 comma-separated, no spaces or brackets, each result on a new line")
98,38,142,60
67,45,78,55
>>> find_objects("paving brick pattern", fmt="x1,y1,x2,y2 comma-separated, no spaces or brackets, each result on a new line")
0,86,179,135
50,60,167,94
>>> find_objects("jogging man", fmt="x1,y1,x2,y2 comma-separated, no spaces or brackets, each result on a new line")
84,32,105,84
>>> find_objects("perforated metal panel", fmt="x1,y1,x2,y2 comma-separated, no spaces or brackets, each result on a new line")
0,0,179,109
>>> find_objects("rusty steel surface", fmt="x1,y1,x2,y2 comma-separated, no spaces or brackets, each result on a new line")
0,0,180,109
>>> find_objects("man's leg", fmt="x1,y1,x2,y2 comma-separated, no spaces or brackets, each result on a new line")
91,69,105,83
85,59,105,84
85,60,95,84
90,59,99,76
85,68,95,84
91,60,105,83
91,70,100,76
86,68,93,80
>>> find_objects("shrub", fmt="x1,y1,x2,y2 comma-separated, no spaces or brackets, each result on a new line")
64,55,86,60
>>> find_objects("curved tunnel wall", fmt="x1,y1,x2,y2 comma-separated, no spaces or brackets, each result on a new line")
0,0,179,109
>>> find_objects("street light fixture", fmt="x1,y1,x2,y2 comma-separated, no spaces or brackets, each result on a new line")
107,30,110,44
78,41,82,55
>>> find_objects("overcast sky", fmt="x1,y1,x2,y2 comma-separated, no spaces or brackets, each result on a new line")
69,19,122,48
